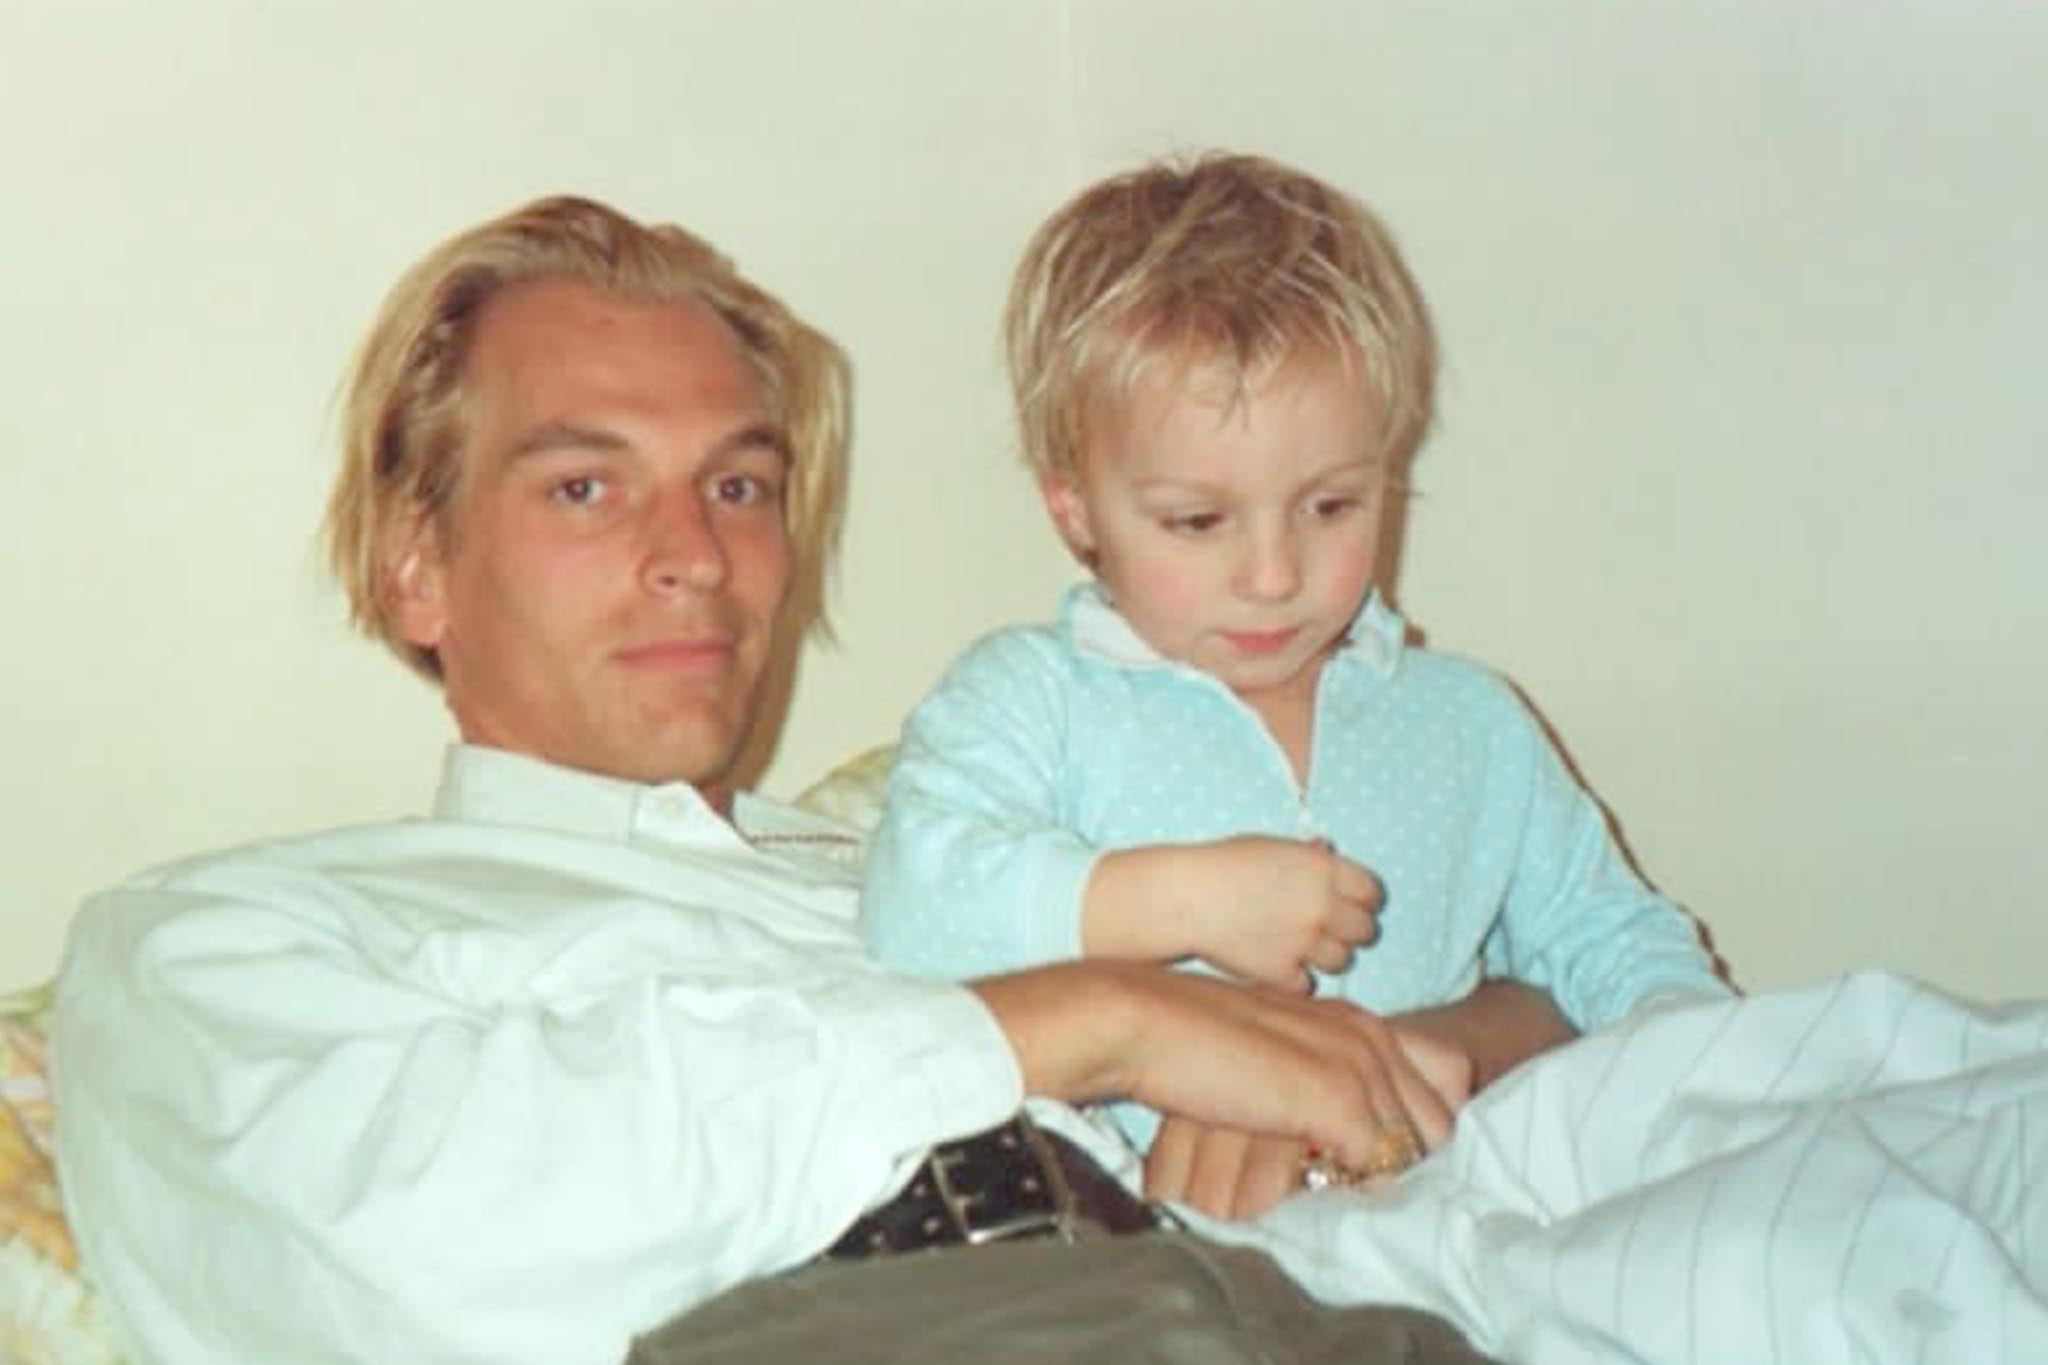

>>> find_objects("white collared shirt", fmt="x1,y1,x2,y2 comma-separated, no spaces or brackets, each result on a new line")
54,745,1021,1365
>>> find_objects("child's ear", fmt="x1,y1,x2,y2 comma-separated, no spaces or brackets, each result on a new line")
1039,474,1098,565
383,514,449,652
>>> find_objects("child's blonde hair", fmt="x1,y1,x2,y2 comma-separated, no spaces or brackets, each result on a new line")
1005,152,1436,479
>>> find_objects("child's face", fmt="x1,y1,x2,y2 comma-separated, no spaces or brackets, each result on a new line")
1042,350,1385,712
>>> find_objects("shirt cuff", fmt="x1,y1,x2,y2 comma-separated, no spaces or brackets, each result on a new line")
824,975,1024,1161
1017,841,1103,967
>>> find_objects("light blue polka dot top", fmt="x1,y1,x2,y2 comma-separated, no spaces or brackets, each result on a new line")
862,584,1727,1043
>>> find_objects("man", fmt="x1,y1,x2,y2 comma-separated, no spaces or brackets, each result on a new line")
53,195,1567,1365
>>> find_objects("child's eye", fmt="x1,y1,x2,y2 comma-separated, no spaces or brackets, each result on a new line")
1306,495,1360,522
1162,511,1225,536
551,475,607,507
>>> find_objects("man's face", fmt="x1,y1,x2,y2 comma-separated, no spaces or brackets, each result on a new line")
392,276,793,801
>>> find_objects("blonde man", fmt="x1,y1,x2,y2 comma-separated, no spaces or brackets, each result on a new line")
54,194,1527,1365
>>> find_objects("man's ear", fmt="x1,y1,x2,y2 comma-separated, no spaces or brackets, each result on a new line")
1038,473,1097,567
383,515,449,652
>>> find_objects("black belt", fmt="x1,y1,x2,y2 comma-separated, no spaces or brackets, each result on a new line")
825,1114,1169,1260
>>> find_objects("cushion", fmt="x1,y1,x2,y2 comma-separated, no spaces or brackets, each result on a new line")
2,980,122,1363
790,743,898,832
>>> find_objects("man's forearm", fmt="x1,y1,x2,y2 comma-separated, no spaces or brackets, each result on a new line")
1395,979,1576,1090
970,962,1139,1103
970,961,1445,1174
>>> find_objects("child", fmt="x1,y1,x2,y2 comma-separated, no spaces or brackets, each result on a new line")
860,152,1728,1161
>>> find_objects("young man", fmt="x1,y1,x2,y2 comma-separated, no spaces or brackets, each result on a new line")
53,194,1558,1365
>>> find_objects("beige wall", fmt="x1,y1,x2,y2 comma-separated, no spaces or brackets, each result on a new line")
5,1,2044,1001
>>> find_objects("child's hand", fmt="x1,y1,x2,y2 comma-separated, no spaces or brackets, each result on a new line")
1183,835,1381,991
1083,837,1381,992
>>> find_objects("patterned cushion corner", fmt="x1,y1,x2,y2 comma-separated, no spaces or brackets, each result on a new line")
3,980,57,1166
3,979,127,1364
791,743,899,833
0,1234,124,1365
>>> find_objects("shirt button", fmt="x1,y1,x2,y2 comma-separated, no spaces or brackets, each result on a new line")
640,791,690,830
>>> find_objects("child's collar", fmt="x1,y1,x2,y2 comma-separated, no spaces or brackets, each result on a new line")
1057,582,1404,679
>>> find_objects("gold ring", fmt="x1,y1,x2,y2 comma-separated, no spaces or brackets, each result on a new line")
1300,1124,1422,1190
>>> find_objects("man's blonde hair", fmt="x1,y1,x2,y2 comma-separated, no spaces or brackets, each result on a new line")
326,195,850,679
1005,152,1435,480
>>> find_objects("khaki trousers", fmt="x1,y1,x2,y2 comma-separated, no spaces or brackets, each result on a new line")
627,1233,1496,1364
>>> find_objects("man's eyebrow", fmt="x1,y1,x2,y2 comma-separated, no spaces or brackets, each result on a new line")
506,422,631,461
721,420,793,463
504,420,792,463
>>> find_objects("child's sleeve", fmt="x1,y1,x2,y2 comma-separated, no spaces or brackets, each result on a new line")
1478,682,1733,1029
861,630,1102,979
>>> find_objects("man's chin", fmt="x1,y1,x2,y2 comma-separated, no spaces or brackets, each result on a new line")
620,746,743,794
525,716,746,796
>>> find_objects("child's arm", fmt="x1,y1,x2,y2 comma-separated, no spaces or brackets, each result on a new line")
1480,681,1733,1027
1083,838,1379,992
861,630,1115,978
1391,976,1578,1089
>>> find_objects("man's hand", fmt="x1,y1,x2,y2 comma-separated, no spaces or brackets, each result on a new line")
972,962,1440,1175
1082,837,1381,991
1142,1023,1476,1220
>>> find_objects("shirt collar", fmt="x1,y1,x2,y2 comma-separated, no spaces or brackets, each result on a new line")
1056,581,1405,679
432,744,744,847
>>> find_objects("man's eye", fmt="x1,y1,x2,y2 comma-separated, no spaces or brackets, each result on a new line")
710,473,782,507
551,475,605,507
1162,511,1224,536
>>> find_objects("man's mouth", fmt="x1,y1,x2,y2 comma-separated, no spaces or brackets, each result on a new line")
613,635,737,673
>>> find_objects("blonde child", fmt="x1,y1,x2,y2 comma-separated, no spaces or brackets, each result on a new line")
861,152,1727,1190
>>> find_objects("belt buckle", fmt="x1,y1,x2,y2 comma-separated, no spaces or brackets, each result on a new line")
928,1115,1075,1246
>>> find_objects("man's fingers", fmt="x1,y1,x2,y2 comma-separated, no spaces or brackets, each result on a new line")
1182,1127,1253,1218
1389,1058,1455,1150
1391,1029,1474,1143
1143,1117,1198,1204
1366,1023,1455,1151
1232,1136,1308,1218
1305,1007,1445,1169
1148,1120,1310,1221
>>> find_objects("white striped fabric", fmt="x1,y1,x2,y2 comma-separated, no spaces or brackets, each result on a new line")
1214,973,2048,1363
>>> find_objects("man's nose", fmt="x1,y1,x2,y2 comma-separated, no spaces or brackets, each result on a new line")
1235,525,1301,602
641,488,730,594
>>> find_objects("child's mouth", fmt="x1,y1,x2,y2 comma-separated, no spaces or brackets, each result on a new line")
1222,627,1299,656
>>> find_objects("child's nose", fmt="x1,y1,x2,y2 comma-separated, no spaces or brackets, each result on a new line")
1236,529,1301,602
